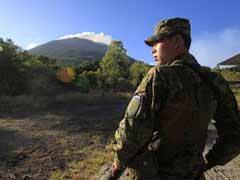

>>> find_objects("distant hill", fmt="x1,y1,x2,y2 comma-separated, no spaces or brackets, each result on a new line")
218,53,240,66
29,38,136,66
29,38,107,66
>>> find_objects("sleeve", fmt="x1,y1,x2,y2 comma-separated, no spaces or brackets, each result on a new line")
111,68,160,168
205,76,240,169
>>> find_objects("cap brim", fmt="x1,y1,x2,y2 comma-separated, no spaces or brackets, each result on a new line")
144,35,159,47
144,31,174,46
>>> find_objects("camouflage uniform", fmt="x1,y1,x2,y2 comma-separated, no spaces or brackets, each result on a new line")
111,18,240,180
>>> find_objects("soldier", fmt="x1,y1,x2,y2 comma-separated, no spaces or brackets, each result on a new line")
110,17,240,180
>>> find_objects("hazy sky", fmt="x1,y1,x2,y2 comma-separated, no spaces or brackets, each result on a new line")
0,0,239,67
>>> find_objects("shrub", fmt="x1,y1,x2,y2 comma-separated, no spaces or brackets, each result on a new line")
0,53,27,96
25,64,62,95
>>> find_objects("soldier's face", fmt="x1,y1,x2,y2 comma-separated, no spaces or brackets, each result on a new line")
152,37,177,65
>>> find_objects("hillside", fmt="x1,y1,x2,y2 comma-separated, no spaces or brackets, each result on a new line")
29,38,135,66
29,38,107,66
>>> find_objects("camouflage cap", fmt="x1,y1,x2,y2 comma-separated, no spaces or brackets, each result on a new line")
144,17,191,46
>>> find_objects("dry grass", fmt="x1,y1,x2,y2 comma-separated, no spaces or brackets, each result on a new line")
49,134,114,180
54,91,131,105
0,95,49,114
49,145,113,180
0,92,131,115
232,87,240,104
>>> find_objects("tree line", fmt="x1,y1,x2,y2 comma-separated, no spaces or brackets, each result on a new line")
0,38,152,95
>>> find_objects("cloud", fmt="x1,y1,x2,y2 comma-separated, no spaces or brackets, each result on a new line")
25,43,39,50
190,28,240,68
59,32,112,45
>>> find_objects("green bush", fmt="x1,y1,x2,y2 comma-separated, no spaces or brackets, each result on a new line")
25,64,61,95
73,76,91,93
219,69,240,81
130,61,151,88
0,53,27,96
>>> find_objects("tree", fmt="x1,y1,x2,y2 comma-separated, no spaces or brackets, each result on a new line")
99,40,130,91
0,38,27,68
130,61,151,88
0,38,58,96
74,74,91,93
75,61,99,74
1,39,19,57
0,53,27,96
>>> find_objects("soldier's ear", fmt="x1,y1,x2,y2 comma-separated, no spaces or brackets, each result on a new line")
173,35,179,48
174,35,184,49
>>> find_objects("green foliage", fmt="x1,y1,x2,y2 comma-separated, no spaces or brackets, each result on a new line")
73,62,99,92
213,68,240,81
0,53,27,96
17,50,32,62
23,55,55,67
0,39,30,95
75,61,99,74
25,64,61,95
23,56,45,66
130,61,151,88
81,71,98,88
229,65,240,72
0,38,60,96
0,38,19,59
99,40,130,91
73,75,91,93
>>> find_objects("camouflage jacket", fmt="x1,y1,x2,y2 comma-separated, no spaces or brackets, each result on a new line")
111,53,240,180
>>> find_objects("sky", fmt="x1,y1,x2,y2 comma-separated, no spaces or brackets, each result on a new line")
0,0,240,67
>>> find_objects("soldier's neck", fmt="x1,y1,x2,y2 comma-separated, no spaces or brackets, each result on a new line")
166,50,188,65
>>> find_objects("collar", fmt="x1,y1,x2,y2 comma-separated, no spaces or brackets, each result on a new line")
167,52,200,66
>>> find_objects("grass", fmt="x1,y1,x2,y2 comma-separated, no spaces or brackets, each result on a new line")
54,91,131,105
232,88,240,104
49,147,113,180
49,134,114,180
0,91,131,115
0,94,49,114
